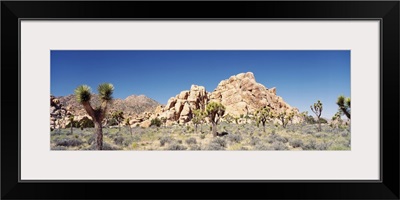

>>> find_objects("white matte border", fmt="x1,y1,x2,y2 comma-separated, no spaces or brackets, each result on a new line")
20,21,380,180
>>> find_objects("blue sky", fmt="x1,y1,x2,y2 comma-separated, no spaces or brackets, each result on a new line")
51,50,350,118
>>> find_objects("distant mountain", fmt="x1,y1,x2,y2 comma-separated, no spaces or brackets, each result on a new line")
57,94,160,116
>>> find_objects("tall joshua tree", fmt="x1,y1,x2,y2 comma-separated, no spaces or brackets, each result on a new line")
255,106,271,132
75,83,114,150
206,102,225,137
336,95,351,119
310,100,323,131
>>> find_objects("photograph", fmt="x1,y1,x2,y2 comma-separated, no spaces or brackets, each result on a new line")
50,50,351,151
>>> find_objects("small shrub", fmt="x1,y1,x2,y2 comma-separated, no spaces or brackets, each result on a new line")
166,143,187,150
250,137,261,146
227,134,242,143
131,142,139,149
303,139,317,150
185,137,197,145
113,136,124,145
340,130,349,137
55,138,83,147
102,142,122,150
272,141,288,150
316,142,331,150
160,136,173,146
289,139,304,148
211,137,227,148
178,140,183,144
200,134,206,139
205,142,225,150
150,118,162,127
189,144,201,150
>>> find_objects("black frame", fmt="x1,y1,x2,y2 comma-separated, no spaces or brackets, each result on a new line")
2,1,399,199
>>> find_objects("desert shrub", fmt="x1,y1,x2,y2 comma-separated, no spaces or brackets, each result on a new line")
250,137,261,146
178,140,183,144
189,144,201,150
113,136,124,145
303,139,317,150
240,146,249,150
254,143,273,150
205,142,225,150
200,134,206,139
185,137,197,145
340,130,350,137
314,132,327,138
272,141,288,150
315,142,331,150
51,146,67,150
269,134,288,143
159,136,173,146
150,118,162,127
102,142,122,150
55,138,83,147
227,134,242,143
166,143,187,150
211,137,227,148
289,139,304,148
131,134,142,142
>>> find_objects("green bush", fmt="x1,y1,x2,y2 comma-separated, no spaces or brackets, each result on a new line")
150,118,162,127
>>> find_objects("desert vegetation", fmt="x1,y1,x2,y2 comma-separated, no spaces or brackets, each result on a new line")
51,72,350,151
51,120,350,151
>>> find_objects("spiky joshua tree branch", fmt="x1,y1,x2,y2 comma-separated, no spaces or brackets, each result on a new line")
337,95,351,120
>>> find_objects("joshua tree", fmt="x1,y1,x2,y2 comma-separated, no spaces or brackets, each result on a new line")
337,95,351,119
111,110,124,131
74,83,114,150
124,117,132,135
310,100,323,131
68,114,75,134
192,109,205,133
206,102,225,137
255,106,271,132
276,110,292,129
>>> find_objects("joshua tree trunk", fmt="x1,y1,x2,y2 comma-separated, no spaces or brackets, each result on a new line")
195,124,198,133
262,122,266,132
94,121,103,150
317,117,321,132
211,122,217,137
70,125,73,134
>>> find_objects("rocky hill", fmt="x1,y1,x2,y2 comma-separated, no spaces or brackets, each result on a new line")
156,72,299,126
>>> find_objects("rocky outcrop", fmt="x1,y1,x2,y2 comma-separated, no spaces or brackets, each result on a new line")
158,85,210,124
210,72,298,117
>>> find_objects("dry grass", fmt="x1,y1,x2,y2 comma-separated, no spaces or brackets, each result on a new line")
50,122,351,151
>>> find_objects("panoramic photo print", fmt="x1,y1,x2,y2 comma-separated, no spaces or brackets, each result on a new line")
50,50,351,151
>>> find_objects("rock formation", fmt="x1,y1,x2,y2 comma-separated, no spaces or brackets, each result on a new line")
157,85,210,125
155,72,300,125
210,72,298,116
